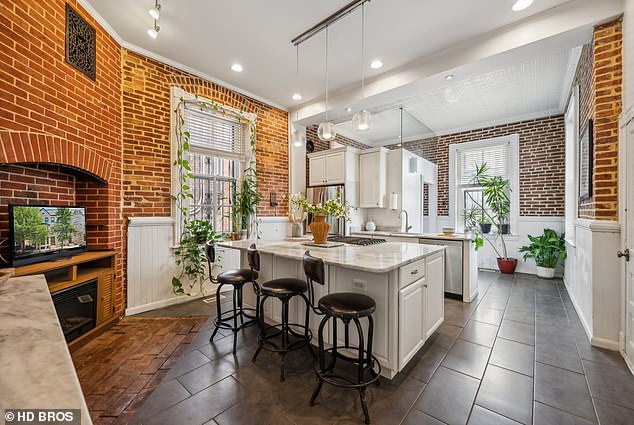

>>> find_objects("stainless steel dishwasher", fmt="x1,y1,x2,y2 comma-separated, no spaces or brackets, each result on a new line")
419,238,463,299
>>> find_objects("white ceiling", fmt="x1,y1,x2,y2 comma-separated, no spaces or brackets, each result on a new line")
335,46,582,146
84,0,575,109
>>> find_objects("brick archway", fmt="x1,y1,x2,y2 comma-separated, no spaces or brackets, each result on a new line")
0,131,113,182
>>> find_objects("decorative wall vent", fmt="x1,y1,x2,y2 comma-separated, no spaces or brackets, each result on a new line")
65,3,96,80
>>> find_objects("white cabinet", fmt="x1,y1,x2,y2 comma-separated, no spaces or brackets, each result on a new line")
309,155,327,186
359,148,387,208
398,278,425,369
308,150,347,186
424,252,445,339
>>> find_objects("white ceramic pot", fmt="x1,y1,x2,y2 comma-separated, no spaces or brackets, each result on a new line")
365,218,376,232
536,266,555,279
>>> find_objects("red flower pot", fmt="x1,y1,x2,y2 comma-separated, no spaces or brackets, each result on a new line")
497,257,518,274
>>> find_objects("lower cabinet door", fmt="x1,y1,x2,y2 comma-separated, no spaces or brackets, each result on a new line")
398,278,425,370
97,270,116,324
424,252,445,339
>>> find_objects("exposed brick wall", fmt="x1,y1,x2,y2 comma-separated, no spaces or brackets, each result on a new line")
305,124,371,184
575,19,622,220
403,115,566,217
0,165,76,261
121,50,289,219
0,1,124,313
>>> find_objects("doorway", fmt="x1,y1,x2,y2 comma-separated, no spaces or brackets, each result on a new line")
622,113,634,369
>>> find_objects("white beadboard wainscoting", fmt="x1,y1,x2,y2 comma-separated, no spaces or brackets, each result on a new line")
126,217,239,315
564,219,622,350
424,216,565,275
126,216,289,315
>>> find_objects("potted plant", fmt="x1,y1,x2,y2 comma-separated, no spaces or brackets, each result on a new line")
234,167,262,239
230,200,241,241
479,215,492,234
290,193,351,244
519,229,567,279
464,163,518,274
172,219,225,295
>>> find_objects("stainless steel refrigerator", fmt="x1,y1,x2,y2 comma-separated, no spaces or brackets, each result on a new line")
305,185,345,236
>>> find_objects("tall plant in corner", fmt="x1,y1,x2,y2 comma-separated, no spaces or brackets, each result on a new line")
464,163,518,274
171,95,259,295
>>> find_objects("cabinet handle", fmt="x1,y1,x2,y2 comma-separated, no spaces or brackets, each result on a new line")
411,269,420,275
424,283,428,288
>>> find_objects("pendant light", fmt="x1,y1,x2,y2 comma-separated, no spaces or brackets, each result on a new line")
317,26,337,141
352,4,372,132
291,45,305,148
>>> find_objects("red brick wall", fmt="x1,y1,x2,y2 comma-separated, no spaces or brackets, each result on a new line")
575,19,622,220
0,1,124,313
121,50,289,219
403,115,566,217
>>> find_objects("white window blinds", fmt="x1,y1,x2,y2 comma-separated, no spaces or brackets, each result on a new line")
184,103,247,160
457,142,509,185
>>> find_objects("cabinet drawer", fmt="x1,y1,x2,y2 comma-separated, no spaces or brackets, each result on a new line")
399,259,425,289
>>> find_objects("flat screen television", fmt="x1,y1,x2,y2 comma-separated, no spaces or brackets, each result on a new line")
9,204,88,266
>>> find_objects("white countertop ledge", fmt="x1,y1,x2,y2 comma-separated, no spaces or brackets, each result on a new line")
0,275,92,425
219,240,446,273
352,231,475,241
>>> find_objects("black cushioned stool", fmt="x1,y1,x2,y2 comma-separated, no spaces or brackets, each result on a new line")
303,251,381,424
247,244,314,381
205,241,259,354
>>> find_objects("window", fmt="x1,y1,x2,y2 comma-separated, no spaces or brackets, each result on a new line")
564,86,579,244
449,134,519,233
172,89,252,235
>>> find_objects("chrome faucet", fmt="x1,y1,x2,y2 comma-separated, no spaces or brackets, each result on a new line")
399,209,412,233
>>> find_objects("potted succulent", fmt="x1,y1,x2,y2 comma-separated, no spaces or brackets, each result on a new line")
290,193,351,244
519,229,567,279
464,163,518,274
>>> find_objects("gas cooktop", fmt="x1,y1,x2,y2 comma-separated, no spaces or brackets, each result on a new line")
327,236,387,246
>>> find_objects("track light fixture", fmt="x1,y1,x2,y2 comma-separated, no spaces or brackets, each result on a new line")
148,1,161,39
149,3,161,19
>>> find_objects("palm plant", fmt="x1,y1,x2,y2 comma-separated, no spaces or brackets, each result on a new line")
463,163,514,266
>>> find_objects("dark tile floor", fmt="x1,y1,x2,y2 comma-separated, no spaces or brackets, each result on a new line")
130,272,634,425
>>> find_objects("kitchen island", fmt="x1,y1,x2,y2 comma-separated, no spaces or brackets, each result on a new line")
219,240,445,378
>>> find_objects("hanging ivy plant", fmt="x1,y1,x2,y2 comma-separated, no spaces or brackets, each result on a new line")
171,95,260,295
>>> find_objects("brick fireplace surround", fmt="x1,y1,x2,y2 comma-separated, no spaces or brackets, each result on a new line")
0,0,289,319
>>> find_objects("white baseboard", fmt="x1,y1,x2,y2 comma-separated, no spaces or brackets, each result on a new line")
126,292,206,315
591,336,619,351
563,275,594,343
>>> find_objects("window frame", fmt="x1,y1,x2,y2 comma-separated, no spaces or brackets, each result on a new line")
449,134,520,234
170,87,256,240
564,85,579,246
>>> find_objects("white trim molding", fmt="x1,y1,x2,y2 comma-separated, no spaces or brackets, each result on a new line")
76,0,287,112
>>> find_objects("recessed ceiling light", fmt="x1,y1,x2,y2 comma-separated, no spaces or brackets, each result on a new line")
512,0,533,11
370,60,383,69
444,74,455,81
231,63,244,72
346,107,352,112
292,93,302,101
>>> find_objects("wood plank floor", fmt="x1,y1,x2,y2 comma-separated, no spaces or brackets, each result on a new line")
71,316,209,425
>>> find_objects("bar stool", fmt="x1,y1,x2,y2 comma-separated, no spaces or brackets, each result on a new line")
205,241,259,354
303,251,381,424
247,243,314,381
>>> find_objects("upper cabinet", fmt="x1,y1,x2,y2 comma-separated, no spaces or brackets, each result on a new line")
308,147,357,186
359,147,388,208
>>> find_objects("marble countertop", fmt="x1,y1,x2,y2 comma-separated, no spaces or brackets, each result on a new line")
352,230,475,241
219,240,446,273
0,275,92,425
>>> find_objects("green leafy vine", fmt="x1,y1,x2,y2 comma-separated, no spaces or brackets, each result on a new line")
171,95,259,295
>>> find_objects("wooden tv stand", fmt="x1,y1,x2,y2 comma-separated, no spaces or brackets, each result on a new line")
14,251,118,346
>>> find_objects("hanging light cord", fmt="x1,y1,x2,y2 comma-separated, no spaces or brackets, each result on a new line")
295,44,300,121
325,26,329,121
361,3,365,101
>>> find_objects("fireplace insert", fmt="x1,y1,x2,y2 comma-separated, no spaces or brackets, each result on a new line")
52,279,97,342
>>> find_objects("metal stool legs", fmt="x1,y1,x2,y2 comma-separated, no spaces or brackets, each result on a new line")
310,314,380,424
209,283,259,354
